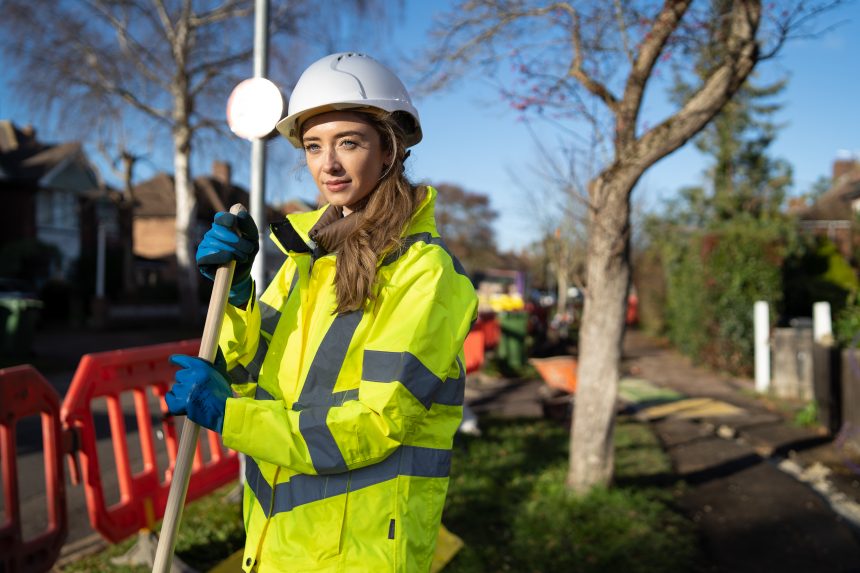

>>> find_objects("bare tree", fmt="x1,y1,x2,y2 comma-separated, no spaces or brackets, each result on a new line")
419,0,845,492
0,0,389,324
433,183,501,274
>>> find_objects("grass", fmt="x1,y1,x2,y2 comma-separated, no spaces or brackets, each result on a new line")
442,417,700,573
62,418,699,573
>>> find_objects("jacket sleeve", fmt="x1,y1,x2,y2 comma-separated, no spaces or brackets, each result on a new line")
218,260,295,398
221,245,477,475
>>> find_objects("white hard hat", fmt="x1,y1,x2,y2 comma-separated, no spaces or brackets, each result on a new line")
276,52,422,148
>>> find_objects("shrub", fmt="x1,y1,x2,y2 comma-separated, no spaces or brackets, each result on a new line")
658,221,787,375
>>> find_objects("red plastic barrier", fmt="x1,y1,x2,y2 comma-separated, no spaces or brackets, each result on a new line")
463,330,485,374
0,365,68,573
60,340,239,544
474,314,501,350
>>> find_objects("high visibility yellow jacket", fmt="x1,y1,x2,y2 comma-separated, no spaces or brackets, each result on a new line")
219,187,477,572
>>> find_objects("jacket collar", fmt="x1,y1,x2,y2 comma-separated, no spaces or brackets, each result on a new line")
269,186,438,256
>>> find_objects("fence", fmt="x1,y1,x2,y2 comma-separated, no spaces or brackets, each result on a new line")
0,366,68,573
1,340,241,572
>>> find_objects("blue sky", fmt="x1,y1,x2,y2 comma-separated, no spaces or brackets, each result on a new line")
1,1,858,252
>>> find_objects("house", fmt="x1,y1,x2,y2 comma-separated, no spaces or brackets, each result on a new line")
0,120,125,285
131,161,285,288
795,158,860,260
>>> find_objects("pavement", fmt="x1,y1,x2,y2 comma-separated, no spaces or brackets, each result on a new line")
6,321,860,572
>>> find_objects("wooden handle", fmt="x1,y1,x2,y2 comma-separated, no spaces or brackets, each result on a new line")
153,203,248,573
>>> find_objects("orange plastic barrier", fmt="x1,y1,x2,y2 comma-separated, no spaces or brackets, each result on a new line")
60,340,239,544
463,330,485,374
0,365,68,573
474,314,501,350
530,356,578,394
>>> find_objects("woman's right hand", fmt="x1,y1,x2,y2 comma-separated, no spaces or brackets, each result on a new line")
196,210,259,306
196,210,259,280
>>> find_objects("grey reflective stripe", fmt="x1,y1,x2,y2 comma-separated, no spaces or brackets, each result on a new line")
433,357,466,406
288,269,299,298
225,333,269,386
259,300,281,336
363,350,442,409
227,362,252,385
381,232,467,277
245,458,275,517
255,385,276,400
299,406,347,474
242,335,269,382
334,388,359,404
291,388,359,411
245,445,451,517
296,311,363,406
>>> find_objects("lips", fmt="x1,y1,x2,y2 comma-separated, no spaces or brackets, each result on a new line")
325,179,350,192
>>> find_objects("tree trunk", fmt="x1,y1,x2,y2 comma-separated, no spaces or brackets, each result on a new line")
173,122,198,326
567,167,639,493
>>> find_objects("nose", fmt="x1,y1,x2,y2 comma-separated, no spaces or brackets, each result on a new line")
322,147,343,174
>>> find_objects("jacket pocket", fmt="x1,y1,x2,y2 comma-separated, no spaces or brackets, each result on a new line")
271,474,348,564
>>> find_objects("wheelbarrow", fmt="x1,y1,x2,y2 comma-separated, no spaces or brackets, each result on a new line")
529,356,577,421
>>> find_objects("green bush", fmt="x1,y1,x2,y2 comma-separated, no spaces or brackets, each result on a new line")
659,222,787,375
835,291,860,348
783,236,858,320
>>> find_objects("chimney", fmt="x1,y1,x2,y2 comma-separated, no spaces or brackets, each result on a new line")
833,153,860,182
212,161,231,186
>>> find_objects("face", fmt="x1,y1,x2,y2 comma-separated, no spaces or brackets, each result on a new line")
301,111,391,215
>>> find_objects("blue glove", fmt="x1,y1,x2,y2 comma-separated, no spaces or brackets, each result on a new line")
196,211,259,305
166,352,231,433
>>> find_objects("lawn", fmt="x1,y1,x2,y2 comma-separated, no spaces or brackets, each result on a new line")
62,416,701,572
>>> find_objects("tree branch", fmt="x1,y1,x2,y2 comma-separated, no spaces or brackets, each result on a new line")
613,0,634,66
633,0,761,173
152,0,176,45
189,0,254,28
568,7,619,113
617,0,692,146
85,0,172,91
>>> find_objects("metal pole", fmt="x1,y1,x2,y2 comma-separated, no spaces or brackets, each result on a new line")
250,0,270,292
96,224,106,299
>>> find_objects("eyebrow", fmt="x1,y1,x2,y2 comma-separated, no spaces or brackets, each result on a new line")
302,130,369,143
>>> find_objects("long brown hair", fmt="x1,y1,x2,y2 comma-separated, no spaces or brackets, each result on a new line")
334,111,424,314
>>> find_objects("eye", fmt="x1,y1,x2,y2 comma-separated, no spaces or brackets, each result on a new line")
340,139,358,149
303,142,320,153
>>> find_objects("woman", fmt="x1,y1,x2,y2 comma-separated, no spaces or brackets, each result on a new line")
166,52,477,572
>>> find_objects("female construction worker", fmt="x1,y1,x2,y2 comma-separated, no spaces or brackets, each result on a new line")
166,52,477,572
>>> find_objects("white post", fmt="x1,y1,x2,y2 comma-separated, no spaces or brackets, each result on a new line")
754,300,770,393
813,301,833,344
